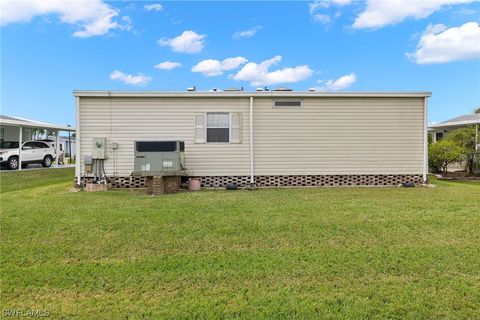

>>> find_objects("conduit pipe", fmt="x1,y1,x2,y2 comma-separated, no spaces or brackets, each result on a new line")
423,97,428,183
249,96,255,188
75,96,81,186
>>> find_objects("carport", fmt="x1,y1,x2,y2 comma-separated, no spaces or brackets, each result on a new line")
0,115,75,170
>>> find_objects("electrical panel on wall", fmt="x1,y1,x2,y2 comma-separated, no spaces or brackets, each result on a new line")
92,137,107,159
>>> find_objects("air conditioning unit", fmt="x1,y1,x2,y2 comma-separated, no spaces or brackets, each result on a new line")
132,141,186,176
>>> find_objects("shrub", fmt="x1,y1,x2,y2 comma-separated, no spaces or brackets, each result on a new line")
445,126,477,174
429,140,466,175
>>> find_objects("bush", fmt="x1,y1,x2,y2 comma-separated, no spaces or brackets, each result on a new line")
445,126,477,174
429,140,466,175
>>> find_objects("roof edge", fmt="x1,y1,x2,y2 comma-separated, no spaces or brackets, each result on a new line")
0,118,75,131
73,90,432,98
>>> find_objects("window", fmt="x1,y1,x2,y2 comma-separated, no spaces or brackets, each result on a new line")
273,100,303,108
207,113,230,143
33,142,49,149
22,142,36,149
0,141,19,149
435,132,443,141
194,113,241,144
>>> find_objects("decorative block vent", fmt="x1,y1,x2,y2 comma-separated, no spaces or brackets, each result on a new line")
76,176,146,189
194,175,424,188
76,174,423,189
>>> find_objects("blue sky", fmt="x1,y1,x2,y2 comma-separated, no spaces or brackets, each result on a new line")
1,0,479,127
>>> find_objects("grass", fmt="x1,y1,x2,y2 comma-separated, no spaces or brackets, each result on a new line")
0,168,74,193
1,168,479,319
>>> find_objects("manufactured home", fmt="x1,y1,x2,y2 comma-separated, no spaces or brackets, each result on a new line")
74,90,430,188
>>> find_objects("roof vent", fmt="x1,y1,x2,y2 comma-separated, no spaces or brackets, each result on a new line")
224,87,242,91
273,87,293,91
186,86,196,92
256,87,263,92
308,88,316,92
209,88,220,92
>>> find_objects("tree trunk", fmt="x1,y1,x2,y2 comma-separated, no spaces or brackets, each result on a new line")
467,158,474,174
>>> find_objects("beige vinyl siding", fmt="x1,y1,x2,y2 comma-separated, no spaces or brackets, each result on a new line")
79,97,250,176
253,97,425,175
78,96,425,177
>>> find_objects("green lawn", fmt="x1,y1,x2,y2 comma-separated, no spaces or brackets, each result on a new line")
1,169,479,319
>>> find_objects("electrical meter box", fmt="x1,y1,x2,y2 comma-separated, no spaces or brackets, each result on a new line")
132,141,186,176
92,137,106,159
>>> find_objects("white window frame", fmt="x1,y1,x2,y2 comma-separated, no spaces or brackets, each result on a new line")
206,112,231,144
272,99,303,109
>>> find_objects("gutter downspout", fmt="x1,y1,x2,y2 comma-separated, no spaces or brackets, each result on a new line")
423,97,428,183
75,96,81,186
249,96,255,188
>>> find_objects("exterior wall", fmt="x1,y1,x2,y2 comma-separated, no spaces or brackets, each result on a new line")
0,125,33,142
253,97,425,175
78,97,251,177
77,96,425,179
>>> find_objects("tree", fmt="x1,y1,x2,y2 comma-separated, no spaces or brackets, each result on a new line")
429,140,466,175
445,126,477,174
475,107,480,114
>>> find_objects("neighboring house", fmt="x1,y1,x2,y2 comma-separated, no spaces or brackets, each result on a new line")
60,136,76,157
74,90,430,188
428,113,480,173
0,115,75,170
46,135,77,157
429,113,480,145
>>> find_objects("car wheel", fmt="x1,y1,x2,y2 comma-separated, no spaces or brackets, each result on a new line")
7,156,19,170
42,155,53,168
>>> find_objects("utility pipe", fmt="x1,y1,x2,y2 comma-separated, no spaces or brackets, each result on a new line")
423,97,428,183
249,96,255,186
75,96,81,185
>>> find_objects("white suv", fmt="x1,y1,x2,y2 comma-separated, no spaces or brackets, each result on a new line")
0,141,56,170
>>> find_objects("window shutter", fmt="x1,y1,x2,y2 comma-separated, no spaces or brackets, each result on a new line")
194,113,206,143
230,112,242,143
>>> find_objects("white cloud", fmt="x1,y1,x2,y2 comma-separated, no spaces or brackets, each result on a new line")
233,26,262,38
154,61,182,70
313,14,332,25
353,0,475,29
317,73,357,91
144,3,163,11
231,56,313,86
109,70,151,86
192,57,248,76
0,0,131,38
407,22,480,64
158,30,206,54
309,0,352,25
309,0,352,14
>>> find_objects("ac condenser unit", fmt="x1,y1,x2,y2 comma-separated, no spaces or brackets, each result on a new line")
132,141,186,176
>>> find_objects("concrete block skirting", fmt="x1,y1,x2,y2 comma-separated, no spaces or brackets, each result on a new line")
77,174,424,189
